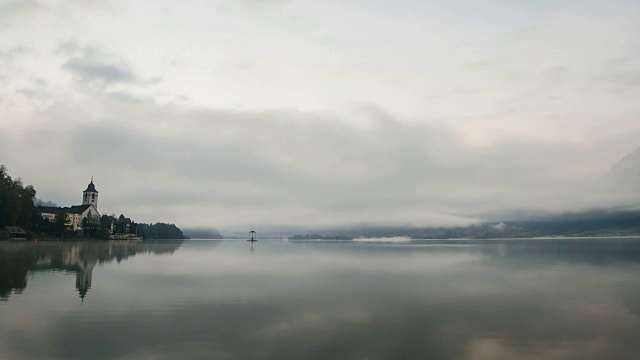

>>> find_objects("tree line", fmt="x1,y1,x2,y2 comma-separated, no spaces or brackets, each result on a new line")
0,165,39,230
0,165,185,240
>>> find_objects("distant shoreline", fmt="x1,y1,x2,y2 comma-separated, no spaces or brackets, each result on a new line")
6,235,639,243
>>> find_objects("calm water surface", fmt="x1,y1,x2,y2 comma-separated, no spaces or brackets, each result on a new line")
1,238,640,359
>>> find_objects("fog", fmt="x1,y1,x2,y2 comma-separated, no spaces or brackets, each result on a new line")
1,0,639,228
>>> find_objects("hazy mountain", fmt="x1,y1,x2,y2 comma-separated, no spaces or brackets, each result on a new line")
34,198,58,207
216,148,640,239
475,209,554,222
182,228,223,239
304,208,640,239
601,146,640,192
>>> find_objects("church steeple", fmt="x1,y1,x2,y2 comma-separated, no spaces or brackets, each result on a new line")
82,179,99,209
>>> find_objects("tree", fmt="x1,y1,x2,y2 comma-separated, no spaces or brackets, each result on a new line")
81,216,101,237
0,165,37,230
54,210,68,237
137,222,185,239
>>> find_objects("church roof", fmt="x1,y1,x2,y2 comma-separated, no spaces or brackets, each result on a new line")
67,205,92,214
38,206,61,214
3,226,27,235
38,205,93,214
84,180,98,193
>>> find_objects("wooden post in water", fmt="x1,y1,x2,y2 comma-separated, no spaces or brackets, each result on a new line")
248,227,257,242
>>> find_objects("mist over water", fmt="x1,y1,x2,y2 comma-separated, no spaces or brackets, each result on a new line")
353,236,412,242
1,239,640,359
3,2,640,358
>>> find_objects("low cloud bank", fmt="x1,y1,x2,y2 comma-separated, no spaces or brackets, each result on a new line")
2,98,638,228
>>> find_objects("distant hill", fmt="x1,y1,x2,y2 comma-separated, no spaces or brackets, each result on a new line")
182,228,223,239
500,209,640,238
601,146,640,192
138,223,186,239
272,208,640,239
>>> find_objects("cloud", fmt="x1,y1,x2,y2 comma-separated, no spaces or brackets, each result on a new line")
0,46,31,65
105,90,153,103
0,0,42,29
62,56,136,84
597,72,640,93
4,95,636,228
56,43,161,102
221,0,292,11
54,40,81,56
1,0,640,229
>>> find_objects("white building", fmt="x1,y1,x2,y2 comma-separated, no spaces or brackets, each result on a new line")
38,180,101,232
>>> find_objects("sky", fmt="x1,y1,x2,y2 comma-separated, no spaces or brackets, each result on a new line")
1,0,639,229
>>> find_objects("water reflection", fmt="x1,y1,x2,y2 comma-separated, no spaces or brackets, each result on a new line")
0,240,183,301
0,239,639,359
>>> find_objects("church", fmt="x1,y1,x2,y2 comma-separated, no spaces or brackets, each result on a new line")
39,180,101,233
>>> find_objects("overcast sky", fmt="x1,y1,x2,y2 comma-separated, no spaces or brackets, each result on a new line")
1,0,639,229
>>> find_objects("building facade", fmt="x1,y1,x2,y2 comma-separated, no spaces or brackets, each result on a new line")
38,180,101,233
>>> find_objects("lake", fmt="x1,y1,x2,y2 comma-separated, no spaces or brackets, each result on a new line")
1,238,640,359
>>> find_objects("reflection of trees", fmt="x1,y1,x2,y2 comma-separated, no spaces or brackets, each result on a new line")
0,243,30,299
0,240,183,301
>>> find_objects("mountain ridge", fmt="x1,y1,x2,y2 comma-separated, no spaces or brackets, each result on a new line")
601,146,640,190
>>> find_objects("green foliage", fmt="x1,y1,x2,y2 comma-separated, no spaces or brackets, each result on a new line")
1,166,190,240
181,228,223,239
0,165,38,230
53,210,69,236
137,222,185,239
81,216,101,237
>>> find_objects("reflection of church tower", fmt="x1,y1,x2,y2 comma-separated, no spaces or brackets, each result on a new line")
82,179,99,210
75,258,96,302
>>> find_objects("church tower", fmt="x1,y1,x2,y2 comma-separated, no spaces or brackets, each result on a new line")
82,179,99,209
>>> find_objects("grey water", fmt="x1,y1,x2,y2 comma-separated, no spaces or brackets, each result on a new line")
1,238,640,359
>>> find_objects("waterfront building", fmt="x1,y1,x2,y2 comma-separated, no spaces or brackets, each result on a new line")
0,226,28,240
38,180,101,233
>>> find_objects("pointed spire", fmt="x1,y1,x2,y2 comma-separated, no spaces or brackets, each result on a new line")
84,179,98,193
